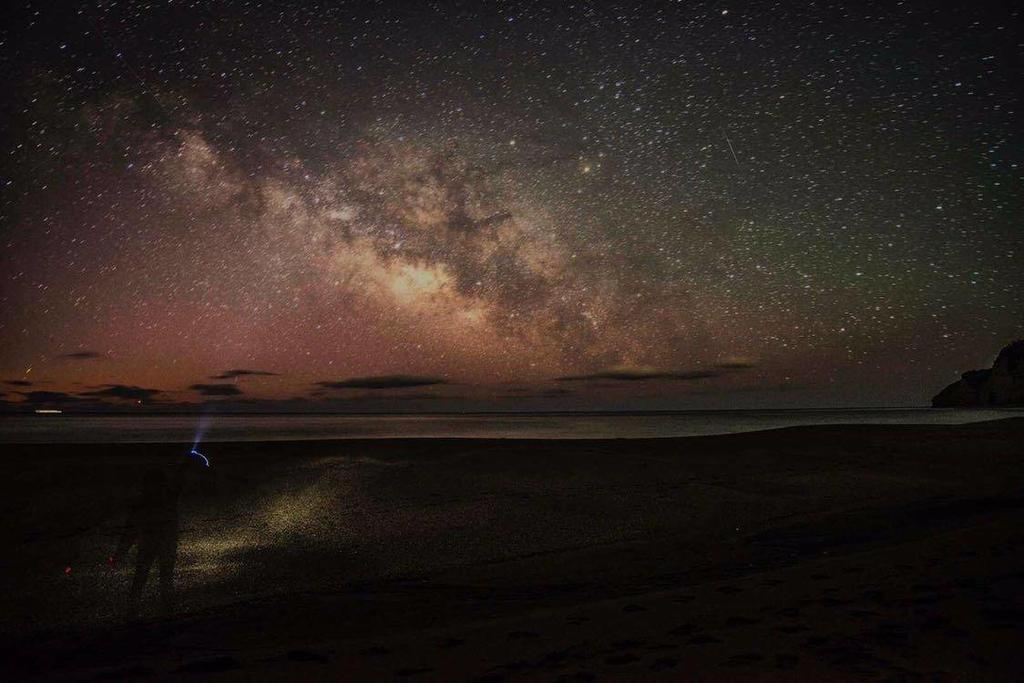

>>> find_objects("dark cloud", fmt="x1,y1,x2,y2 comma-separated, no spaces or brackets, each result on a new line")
714,360,758,370
4,379,33,387
316,375,448,390
79,384,163,400
60,351,105,360
210,369,279,379
536,388,574,397
503,387,575,398
20,390,84,404
556,369,721,382
189,383,244,396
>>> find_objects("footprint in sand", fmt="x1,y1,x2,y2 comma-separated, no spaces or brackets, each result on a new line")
610,639,644,650
775,653,799,669
538,648,573,667
507,630,541,640
982,607,1024,629
92,665,155,680
623,603,646,613
555,672,596,682
175,656,241,674
716,585,742,594
650,657,679,671
604,653,640,665
437,637,466,649
668,623,696,636
688,634,723,645
920,615,950,631
645,643,677,652
967,653,991,668
943,626,970,639
359,645,393,656
395,666,434,677
725,653,765,666
284,649,329,663
848,609,880,619
725,616,761,626
817,596,851,606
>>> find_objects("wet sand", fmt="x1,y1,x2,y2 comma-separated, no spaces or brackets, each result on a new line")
3,418,1024,680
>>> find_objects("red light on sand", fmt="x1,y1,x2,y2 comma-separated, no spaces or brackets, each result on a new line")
65,566,72,576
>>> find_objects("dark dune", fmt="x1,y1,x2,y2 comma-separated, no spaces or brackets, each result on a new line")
3,418,1024,680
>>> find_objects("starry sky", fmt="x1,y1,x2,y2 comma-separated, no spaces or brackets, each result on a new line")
1,0,1021,412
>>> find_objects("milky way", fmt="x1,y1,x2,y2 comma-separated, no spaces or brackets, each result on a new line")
1,1,1021,410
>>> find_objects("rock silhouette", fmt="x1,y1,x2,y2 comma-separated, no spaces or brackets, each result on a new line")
932,340,1024,407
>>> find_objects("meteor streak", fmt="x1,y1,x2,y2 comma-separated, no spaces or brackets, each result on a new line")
723,129,741,168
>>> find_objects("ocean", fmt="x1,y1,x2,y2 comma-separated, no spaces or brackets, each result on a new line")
0,408,1017,443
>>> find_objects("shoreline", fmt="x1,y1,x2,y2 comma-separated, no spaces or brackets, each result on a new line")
1,410,1020,447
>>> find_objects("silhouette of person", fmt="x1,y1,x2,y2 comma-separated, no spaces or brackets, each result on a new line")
113,462,189,618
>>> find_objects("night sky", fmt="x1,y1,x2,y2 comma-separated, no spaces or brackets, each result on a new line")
1,1,1021,412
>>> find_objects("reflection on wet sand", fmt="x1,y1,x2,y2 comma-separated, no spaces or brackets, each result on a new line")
174,460,362,594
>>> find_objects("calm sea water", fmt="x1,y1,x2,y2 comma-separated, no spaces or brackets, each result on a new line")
0,408,1017,443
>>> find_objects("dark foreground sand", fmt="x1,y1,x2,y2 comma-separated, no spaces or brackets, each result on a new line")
2,418,1024,681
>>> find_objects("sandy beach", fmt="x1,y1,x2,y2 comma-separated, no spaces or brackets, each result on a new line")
3,418,1024,681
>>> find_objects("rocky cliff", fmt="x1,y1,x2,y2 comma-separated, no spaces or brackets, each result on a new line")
932,340,1024,407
